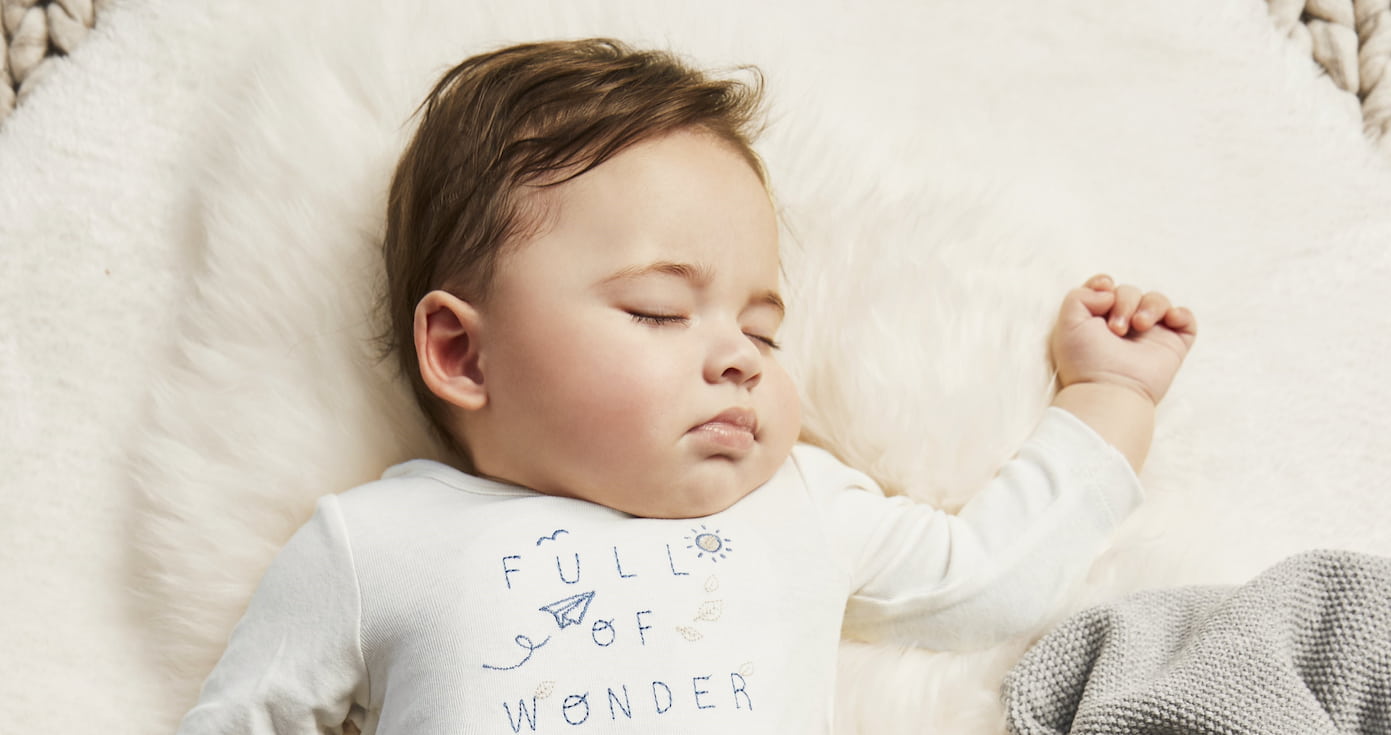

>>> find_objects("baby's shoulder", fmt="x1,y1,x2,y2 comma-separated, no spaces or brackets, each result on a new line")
329,459,534,539
785,443,884,497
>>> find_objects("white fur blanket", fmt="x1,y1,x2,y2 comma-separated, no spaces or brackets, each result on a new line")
4,1,1391,733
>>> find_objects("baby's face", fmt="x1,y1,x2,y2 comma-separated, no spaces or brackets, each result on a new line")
467,130,800,518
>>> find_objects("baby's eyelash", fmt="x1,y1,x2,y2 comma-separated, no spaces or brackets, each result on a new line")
629,311,780,350
629,312,688,326
747,333,781,351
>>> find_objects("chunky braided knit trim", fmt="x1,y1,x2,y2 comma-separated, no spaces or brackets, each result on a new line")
1,0,108,122
1268,0,1391,157
4,0,1391,159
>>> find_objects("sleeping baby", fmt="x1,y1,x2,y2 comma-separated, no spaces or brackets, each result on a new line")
177,38,1197,734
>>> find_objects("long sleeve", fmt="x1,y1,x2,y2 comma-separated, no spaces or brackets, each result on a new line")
177,495,369,734
799,407,1143,651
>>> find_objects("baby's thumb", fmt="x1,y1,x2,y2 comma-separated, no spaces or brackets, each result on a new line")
1059,286,1115,324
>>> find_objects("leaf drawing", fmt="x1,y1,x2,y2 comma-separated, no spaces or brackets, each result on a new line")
694,599,723,622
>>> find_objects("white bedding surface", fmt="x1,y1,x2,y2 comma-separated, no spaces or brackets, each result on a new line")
4,1,1390,733
0,1,266,729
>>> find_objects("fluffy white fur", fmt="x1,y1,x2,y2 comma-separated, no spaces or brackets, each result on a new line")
96,0,1391,732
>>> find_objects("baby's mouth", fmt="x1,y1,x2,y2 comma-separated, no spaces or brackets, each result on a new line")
688,407,758,453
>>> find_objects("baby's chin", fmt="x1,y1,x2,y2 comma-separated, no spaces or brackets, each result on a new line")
618,492,751,520
612,459,781,519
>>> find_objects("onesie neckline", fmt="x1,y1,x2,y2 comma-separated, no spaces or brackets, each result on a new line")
381,458,539,497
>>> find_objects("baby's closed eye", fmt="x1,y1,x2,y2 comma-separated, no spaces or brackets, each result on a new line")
627,310,689,326
745,331,780,350
626,308,780,349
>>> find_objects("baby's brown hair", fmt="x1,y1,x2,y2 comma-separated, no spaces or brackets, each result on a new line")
380,38,766,458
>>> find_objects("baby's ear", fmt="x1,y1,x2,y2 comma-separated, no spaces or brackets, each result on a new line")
414,290,486,410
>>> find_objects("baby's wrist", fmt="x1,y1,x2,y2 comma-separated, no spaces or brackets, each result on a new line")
1051,381,1157,472
1058,375,1157,406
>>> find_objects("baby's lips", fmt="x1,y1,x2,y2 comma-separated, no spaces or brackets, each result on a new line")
693,406,757,434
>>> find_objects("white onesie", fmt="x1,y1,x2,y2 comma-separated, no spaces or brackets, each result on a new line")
177,406,1141,734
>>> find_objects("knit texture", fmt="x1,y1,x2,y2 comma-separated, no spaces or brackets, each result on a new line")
1003,550,1391,734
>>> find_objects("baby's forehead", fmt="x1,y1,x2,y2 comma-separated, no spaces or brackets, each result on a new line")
506,134,778,259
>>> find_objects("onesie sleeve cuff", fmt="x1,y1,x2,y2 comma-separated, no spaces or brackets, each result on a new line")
1032,405,1145,527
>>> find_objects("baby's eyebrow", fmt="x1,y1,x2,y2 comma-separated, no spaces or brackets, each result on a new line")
757,290,786,318
600,260,714,285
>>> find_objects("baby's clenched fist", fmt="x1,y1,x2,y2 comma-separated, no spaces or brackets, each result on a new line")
1050,274,1197,405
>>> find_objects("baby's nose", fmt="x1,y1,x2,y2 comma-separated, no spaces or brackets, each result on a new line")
704,330,763,387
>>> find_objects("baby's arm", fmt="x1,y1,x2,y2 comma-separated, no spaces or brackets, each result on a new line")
824,275,1196,648
1049,274,1197,472
177,497,367,734
820,405,1145,649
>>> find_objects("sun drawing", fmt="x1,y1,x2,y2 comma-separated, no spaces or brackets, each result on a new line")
685,525,734,562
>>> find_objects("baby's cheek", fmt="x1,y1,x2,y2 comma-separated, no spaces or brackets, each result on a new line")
764,364,803,451
567,357,678,437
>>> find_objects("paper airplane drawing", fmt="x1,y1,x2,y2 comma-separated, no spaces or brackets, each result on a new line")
539,591,595,629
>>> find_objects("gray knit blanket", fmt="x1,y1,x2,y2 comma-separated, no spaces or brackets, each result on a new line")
1002,550,1391,734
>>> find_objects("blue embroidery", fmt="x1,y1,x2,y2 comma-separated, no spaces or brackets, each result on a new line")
590,618,616,647
556,553,581,584
692,675,715,710
535,529,569,546
607,685,632,720
502,555,523,590
664,544,690,576
501,697,539,732
562,693,590,725
482,634,551,672
539,591,595,629
685,525,734,562
612,546,637,579
731,672,753,710
651,681,673,715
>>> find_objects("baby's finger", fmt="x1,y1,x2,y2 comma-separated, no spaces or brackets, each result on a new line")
1109,284,1142,335
1162,306,1198,337
1130,291,1172,331
1063,285,1117,321
1085,273,1115,291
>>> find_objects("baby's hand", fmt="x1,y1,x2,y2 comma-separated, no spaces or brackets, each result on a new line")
1050,274,1197,404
